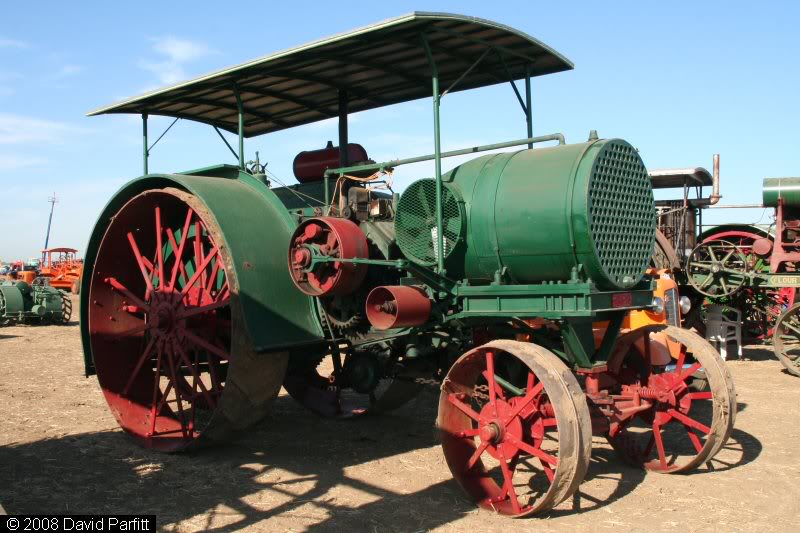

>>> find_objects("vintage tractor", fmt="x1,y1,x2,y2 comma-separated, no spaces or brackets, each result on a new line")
685,178,800,376
651,154,800,375
0,278,71,326
39,247,84,293
81,13,736,516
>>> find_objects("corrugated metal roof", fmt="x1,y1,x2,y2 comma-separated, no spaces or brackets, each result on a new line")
87,12,573,137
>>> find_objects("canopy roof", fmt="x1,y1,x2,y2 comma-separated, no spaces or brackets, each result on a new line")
87,12,573,137
649,167,713,189
42,247,78,253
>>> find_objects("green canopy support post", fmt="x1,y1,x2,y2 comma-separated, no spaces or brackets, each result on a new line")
422,36,445,275
142,113,149,175
234,87,245,170
525,67,533,148
338,89,349,166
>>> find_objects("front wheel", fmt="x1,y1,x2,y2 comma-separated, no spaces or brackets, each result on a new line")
605,325,736,472
438,340,591,516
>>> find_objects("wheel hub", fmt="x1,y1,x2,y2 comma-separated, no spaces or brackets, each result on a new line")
478,398,523,460
148,291,185,341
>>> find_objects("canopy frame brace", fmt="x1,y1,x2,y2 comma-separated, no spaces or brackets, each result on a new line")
142,115,181,175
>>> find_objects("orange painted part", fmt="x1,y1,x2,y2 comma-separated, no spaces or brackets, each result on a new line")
514,270,683,364
39,248,84,292
592,269,682,364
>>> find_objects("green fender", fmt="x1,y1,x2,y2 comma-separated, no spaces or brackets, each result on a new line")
80,168,324,375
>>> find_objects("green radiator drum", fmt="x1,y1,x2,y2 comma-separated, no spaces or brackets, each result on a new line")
395,139,656,290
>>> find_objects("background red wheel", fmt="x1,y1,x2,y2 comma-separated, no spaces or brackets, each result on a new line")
701,230,796,339
438,340,591,516
88,187,286,451
605,326,735,472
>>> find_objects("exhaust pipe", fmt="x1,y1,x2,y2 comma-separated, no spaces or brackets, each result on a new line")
709,153,721,205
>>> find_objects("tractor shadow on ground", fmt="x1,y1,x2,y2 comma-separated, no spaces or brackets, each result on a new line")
705,428,762,473
0,389,762,531
0,334,20,340
0,388,475,532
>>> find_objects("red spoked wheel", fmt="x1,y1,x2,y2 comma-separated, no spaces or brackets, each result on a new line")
88,187,285,451
438,340,591,516
605,325,736,472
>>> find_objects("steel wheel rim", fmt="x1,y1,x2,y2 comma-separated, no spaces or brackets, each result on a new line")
687,239,748,298
700,231,795,338
88,189,234,451
606,326,735,472
773,303,800,377
438,340,590,516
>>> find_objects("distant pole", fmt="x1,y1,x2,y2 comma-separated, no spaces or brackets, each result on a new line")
44,193,58,250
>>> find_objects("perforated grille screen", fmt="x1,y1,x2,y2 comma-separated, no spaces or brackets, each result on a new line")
395,179,463,265
588,141,656,287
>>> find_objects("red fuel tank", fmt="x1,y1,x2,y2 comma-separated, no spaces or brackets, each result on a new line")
293,142,369,183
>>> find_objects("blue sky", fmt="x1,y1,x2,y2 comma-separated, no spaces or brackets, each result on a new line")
0,1,798,260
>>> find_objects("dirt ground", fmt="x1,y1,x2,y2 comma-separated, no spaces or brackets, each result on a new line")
1,295,799,532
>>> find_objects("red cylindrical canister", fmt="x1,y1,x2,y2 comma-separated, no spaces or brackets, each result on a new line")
365,286,432,330
293,142,369,183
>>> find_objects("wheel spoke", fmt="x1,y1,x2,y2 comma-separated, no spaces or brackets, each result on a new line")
456,427,482,438
165,348,190,439
685,426,704,454
467,439,490,470
174,343,217,409
204,258,222,295
181,245,220,297
195,221,205,296
446,393,482,422
652,420,668,469
674,362,702,386
166,228,190,289
105,277,150,312
127,232,154,295
686,391,713,401
505,382,544,423
668,408,711,434
184,330,231,361
155,206,165,289
168,209,194,290
178,297,230,319
485,351,498,406
498,456,522,514
122,336,157,396
148,343,164,437
507,434,558,466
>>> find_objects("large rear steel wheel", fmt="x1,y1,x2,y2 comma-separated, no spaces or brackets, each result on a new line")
88,187,287,451
438,340,591,517
606,326,736,472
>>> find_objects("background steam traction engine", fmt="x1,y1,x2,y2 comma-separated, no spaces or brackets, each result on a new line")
651,159,800,377
81,13,736,517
